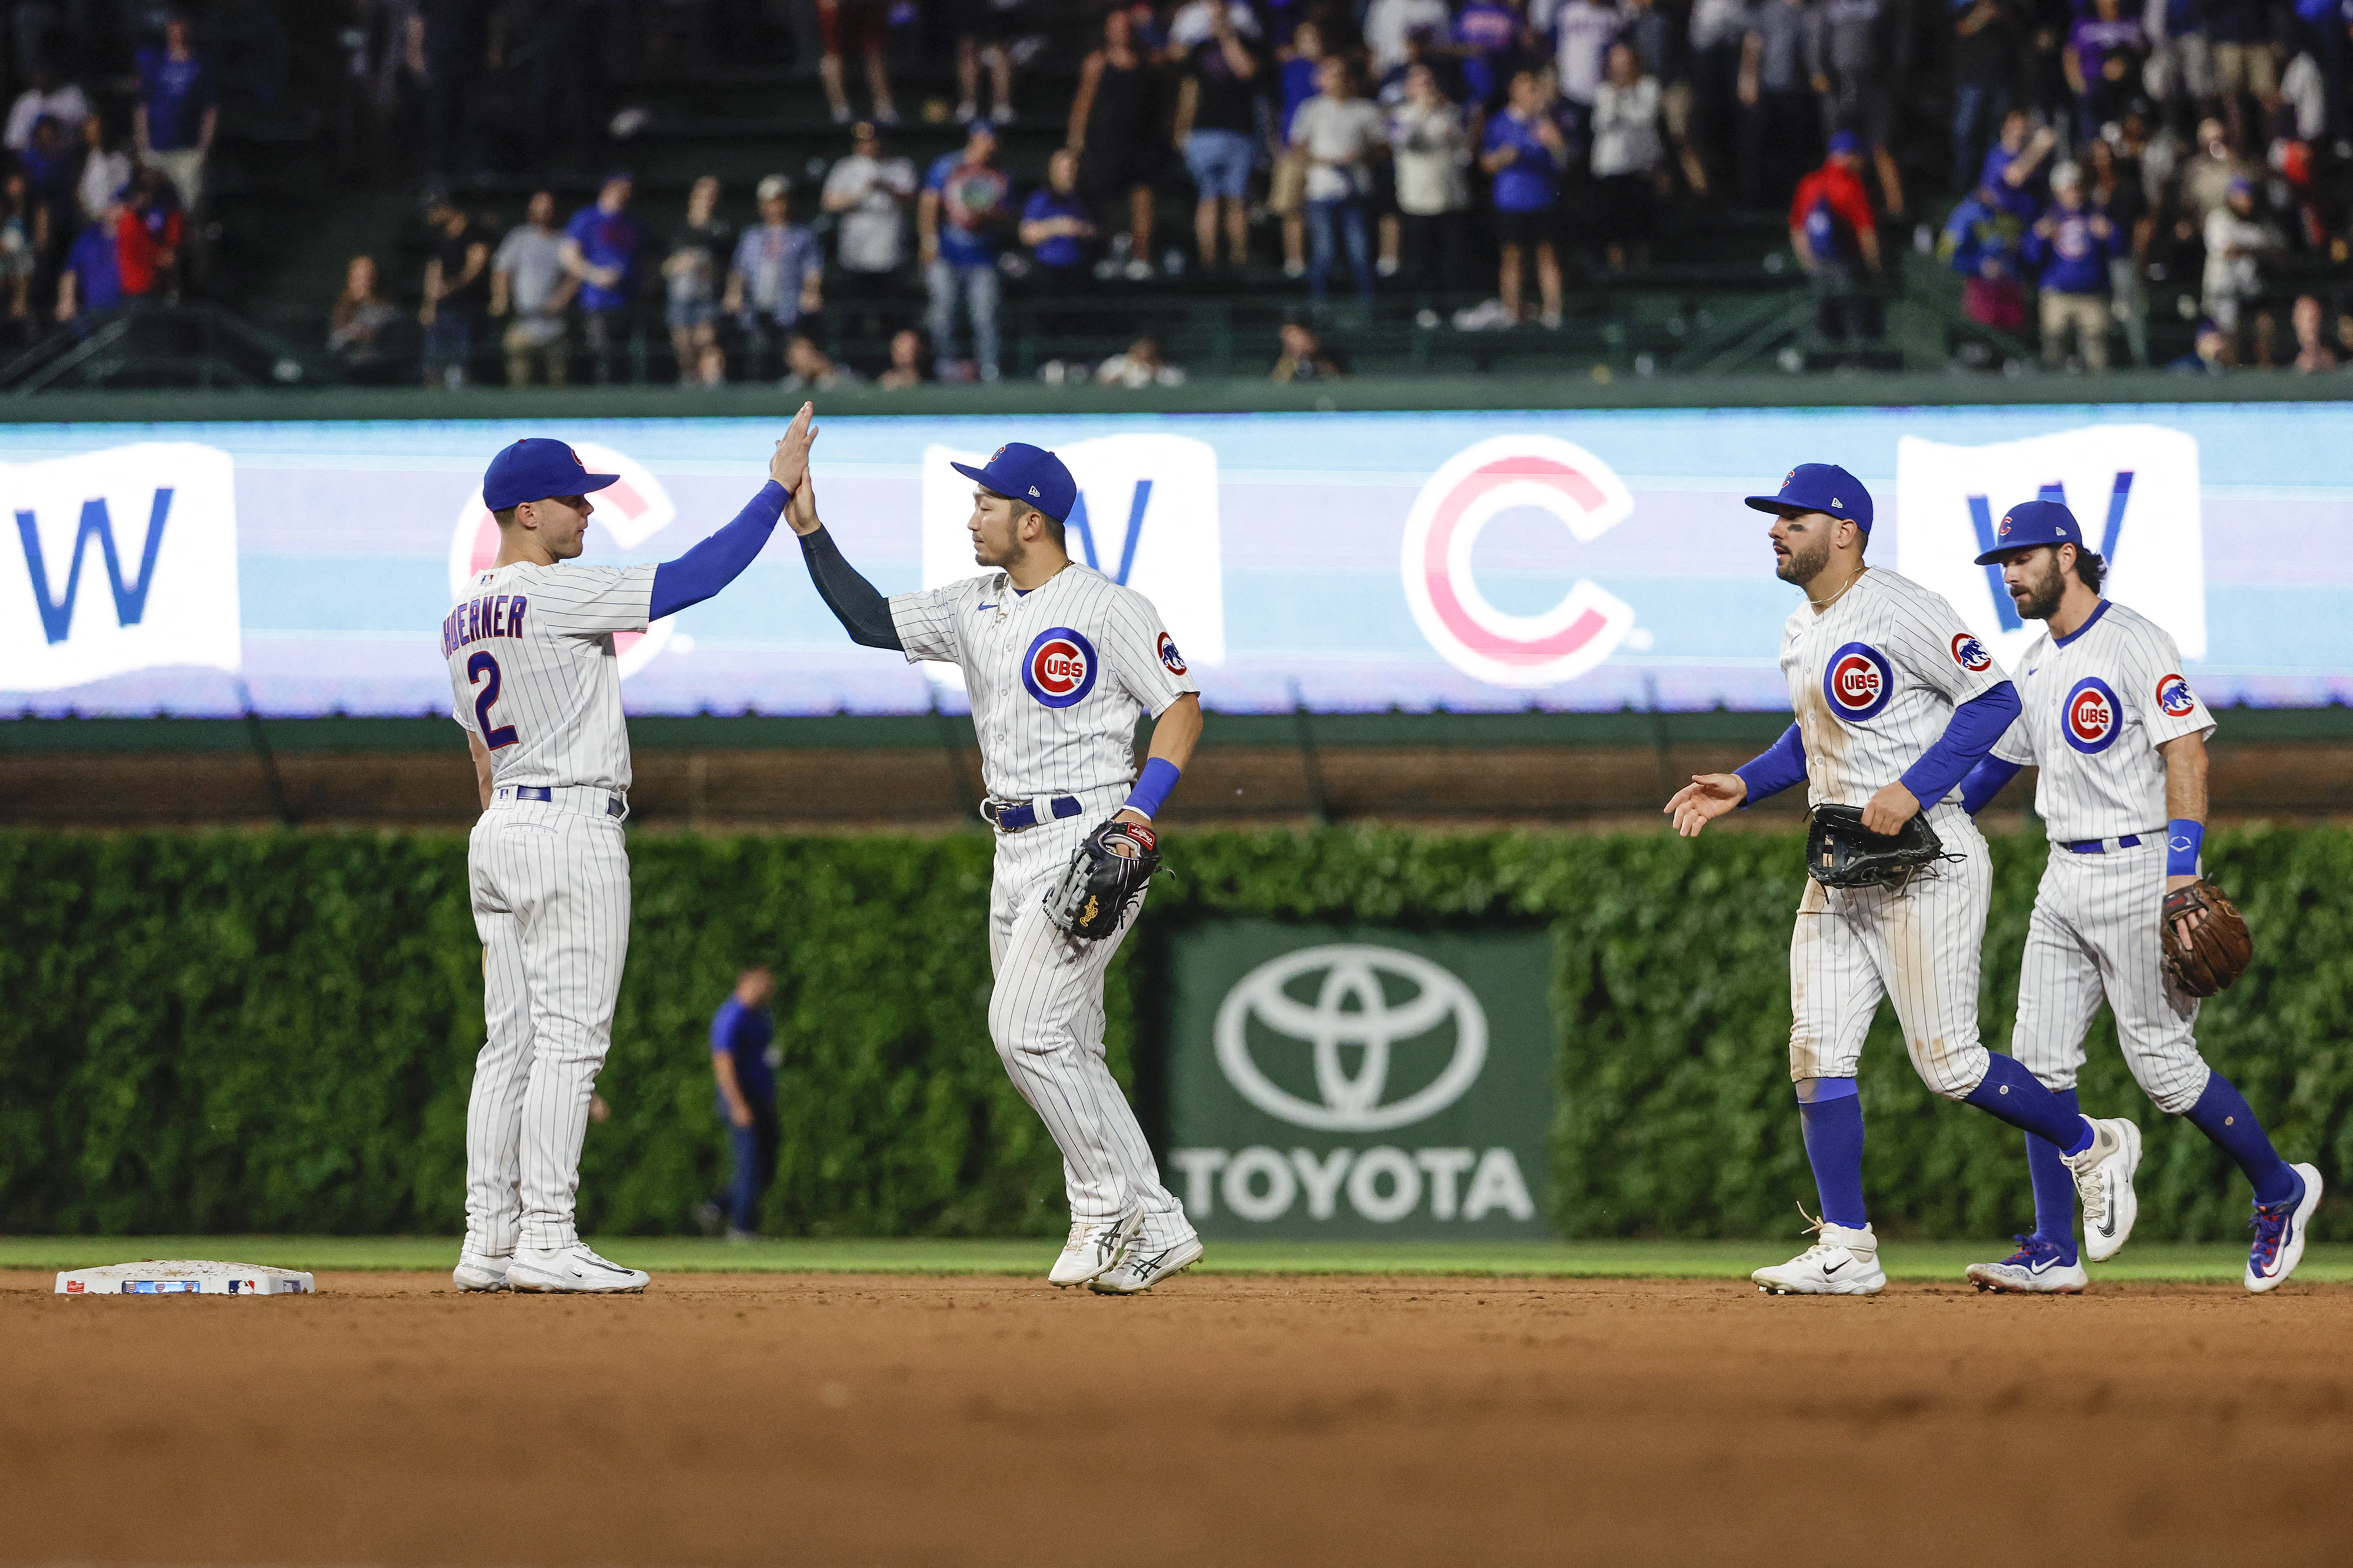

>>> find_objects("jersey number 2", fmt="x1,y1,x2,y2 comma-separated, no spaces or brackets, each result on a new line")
467,651,520,749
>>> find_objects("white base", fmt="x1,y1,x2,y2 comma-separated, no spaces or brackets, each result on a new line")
55,1259,316,1296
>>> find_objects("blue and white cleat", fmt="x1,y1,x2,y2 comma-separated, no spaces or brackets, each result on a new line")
2247,1163,2323,1295
1965,1234,2088,1294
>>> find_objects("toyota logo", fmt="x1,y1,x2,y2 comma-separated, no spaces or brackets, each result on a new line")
1214,945,1488,1132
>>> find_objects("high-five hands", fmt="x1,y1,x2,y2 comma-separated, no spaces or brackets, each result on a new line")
769,402,818,495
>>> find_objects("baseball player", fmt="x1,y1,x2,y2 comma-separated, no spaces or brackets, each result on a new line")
448,411,815,1295
1666,463,2142,1296
785,423,1205,1294
1954,499,2321,1295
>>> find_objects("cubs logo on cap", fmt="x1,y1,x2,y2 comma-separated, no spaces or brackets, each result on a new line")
1822,641,1894,721
2063,676,2121,753
1022,626,1098,708
1949,632,1995,673
2155,672,2198,718
1974,498,2081,564
1745,462,1873,531
481,438,623,512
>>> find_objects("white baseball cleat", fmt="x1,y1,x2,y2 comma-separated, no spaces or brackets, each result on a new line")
1752,1214,1885,1296
452,1251,511,1292
2247,1163,2323,1295
1088,1233,1204,1295
1049,1209,1144,1287
1965,1235,2088,1294
506,1244,649,1294
2067,1116,2142,1262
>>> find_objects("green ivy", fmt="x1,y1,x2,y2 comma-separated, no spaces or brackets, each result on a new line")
1,826,2344,1241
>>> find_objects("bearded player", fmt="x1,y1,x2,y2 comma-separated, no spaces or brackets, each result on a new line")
785,418,1205,1295
1666,463,2143,1296
1954,499,2319,1295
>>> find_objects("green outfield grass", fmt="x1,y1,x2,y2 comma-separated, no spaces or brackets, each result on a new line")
3,1236,2344,1283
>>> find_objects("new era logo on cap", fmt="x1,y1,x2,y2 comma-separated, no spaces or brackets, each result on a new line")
1029,486,1039,497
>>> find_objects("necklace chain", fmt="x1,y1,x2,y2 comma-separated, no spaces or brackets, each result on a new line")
1809,566,1866,611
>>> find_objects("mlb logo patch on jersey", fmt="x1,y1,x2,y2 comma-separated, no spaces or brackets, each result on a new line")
1022,626,1098,708
1822,642,1894,722
2155,672,2198,718
2063,676,2121,753
1157,632,1187,676
1949,632,1994,673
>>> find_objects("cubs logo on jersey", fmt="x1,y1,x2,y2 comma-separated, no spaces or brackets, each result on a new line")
1024,626,1099,708
2063,676,2121,753
1822,642,1894,722
1949,632,1994,673
1157,632,1187,676
2155,672,2197,718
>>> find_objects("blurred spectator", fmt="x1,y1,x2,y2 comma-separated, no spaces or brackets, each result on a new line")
5,64,87,152
1621,0,1705,195
816,0,899,126
1452,0,1526,112
725,175,823,381
58,197,125,325
876,325,928,388
0,174,30,326
2024,161,2117,370
2168,316,2230,371
21,114,78,257
2204,0,2274,147
1688,0,1751,192
1738,0,1816,204
1168,0,1262,54
1811,0,1905,216
662,176,730,388
704,967,776,1243
419,191,491,389
562,172,646,383
1367,0,1450,75
954,0,1026,124
2201,177,2275,340
1271,20,1328,275
1270,318,1349,378
2179,117,2250,224
1292,56,1384,310
822,121,917,343
920,122,1011,381
1591,42,1665,269
1949,0,2017,194
1019,145,1096,299
134,12,215,216
1980,109,2058,218
1389,62,1471,288
782,333,863,389
1941,178,2028,331
326,253,401,370
1480,68,1567,327
76,112,131,223
1068,8,1166,281
1175,1,1261,273
1789,129,1882,346
2064,0,2147,134
2291,294,2339,371
2086,134,2151,365
491,190,576,389
119,169,185,303
2144,0,2215,122
1096,334,1187,385
1547,0,1621,111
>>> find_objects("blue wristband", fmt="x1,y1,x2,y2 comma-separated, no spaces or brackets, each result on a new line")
2166,818,2204,877
1125,757,1181,819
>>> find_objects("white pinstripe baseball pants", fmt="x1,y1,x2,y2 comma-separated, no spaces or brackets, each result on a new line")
2012,840,2209,1115
988,813,1189,1243
464,800,633,1255
1789,806,1996,1099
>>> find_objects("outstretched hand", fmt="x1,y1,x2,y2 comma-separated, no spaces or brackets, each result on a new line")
1665,773,1747,838
769,402,817,494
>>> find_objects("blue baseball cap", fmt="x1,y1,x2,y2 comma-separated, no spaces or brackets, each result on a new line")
1827,129,1862,156
482,438,621,512
951,442,1076,523
1744,462,1874,531
1972,498,2082,564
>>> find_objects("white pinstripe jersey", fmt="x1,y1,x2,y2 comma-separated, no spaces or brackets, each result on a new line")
891,562,1198,800
1990,598,2215,842
1781,566,2010,808
441,561,656,793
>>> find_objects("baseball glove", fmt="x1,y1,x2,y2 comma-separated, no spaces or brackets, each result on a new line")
1806,805,1949,890
1046,817,1161,940
2161,879,2253,997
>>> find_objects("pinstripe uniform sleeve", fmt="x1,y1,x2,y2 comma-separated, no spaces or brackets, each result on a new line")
525,563,657,637
2122,619,2217,749
1103,587,1199,717
1992,633,2046,765
889,582,968,665
1883,579,2009,705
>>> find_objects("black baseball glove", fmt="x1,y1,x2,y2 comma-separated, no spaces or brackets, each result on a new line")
1807,805,1949,890
1046,817,1162,940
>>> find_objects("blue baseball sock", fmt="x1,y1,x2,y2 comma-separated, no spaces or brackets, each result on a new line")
1797,1078,1868,1229
1964,1053,2095,1154
2025,1086,2081,1260
2185,1073,2298,1205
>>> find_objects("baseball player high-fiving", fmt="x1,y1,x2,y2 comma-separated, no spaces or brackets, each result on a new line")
447,411,815,1295
786,423,1206,1295
1665,463,2142,1296
1954,499,2319,1295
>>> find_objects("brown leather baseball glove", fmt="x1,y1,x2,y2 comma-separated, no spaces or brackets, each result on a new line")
2160,879,2253,997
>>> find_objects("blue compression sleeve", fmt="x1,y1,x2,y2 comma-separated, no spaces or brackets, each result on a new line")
1125,756,1181,818
1899,682,2020,809
1957,756,2025,815
648,480,788,619
2167,819,2205,876
1732,723,1807,805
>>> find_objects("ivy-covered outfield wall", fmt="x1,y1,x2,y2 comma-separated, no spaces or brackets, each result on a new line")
2,827,2345,1242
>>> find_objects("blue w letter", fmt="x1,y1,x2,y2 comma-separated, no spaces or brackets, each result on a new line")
14,489,174,644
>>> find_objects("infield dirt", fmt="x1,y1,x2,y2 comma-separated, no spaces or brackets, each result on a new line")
4,1270,2347,1566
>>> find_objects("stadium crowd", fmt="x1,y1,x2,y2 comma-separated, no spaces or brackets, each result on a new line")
0,0,2346,383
